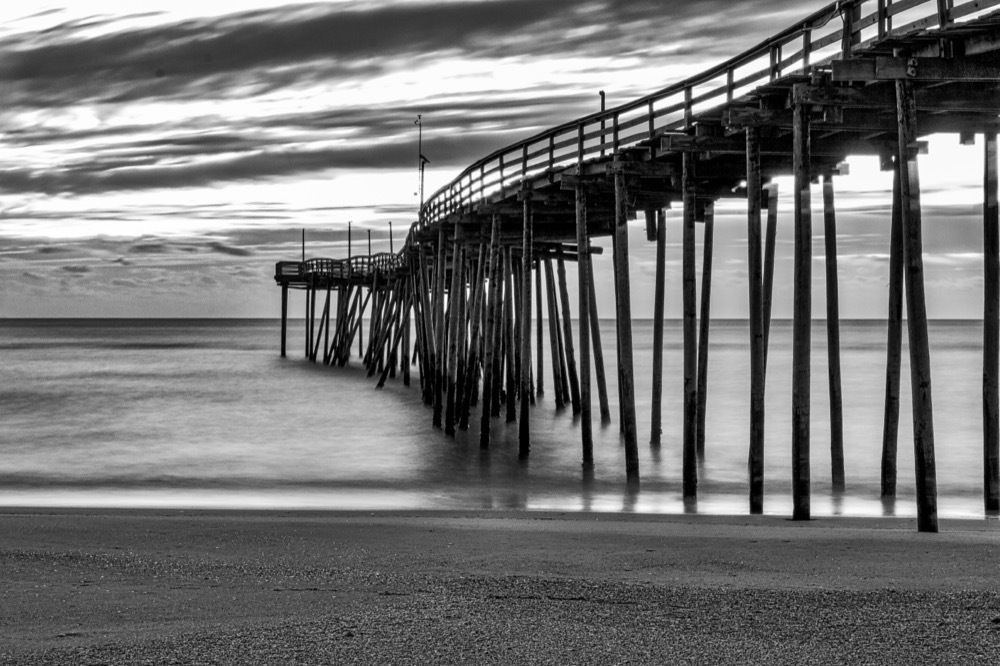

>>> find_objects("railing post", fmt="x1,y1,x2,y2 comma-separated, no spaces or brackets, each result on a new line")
726,68,734,104
878,0,887,40
549,135,555,171
937,0,953,27
803,29,812,70
684,87,693,128
613,112,620,151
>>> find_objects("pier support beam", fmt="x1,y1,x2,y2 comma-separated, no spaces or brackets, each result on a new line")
480,214,502,449
576,183,593,468
882,161,904,497
557,251,581,414
519,195,533,457
791,96,812,521
763,183,779,365
650,209,666,446
696,201,715,462
682,152,698,499
280,285,288,358
613,158,639,486
984,132,1000,513
823,175,846,493
588,254,612,424
747,126,765,514
896,77,938,533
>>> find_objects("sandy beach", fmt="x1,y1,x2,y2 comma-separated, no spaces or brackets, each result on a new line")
2,510,999,664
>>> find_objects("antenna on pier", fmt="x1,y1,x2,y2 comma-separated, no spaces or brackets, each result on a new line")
416,114,429,210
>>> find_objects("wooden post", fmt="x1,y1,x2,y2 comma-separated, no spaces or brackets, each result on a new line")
587,253,612,424
280,284,288,358
577,182,593,467
433,226,447,428
650,209,666,446
536,255,545,397
792,96,811,521
985,132,1000,513
557,251,581,414
682,152,698,499
823,174,846,492
896,77,938,532
504,247,517,424
613,160,639,485
459,244,487,430
445,227,464,436
696,201,715,462
762,182,779,366
544,258,566,409
881,161,903,497
747,126,765,514
309,280,318,363
519,196,533,457
480,214,502,449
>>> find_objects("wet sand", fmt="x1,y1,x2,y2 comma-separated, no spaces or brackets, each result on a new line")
2,509,999,664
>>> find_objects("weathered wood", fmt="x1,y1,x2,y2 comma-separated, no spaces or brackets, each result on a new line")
280,285,288,358
519,197,533,457
557,251,581,414
896,77,938,533
762,183,779,368
544,258,566,410
985,132,1000,513
576,182,593,467
480,214,502,449
613,162,639,486
696,201,715,462
747,126,765,515
682,152,698,499
832,56,1000,82
503,247,517,424
445,228,464,436
792,96,812,521
459,244,487,430
587,253,612,424
823,175,846,493
433,227,447,428
650,209,666,446
536,255,545,398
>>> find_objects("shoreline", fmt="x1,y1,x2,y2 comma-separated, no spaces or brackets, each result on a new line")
3,509,999,663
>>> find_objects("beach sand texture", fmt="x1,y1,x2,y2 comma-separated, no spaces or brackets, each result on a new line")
2,510,1000,664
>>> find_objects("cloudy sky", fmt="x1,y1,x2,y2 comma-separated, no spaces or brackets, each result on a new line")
0,0,992,318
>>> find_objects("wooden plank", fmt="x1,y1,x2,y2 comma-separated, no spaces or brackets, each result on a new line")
833,56,1000,81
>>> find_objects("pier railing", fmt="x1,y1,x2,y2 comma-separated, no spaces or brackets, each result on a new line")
417,0,1000,230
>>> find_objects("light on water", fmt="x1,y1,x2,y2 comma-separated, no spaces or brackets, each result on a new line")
0,318,993,519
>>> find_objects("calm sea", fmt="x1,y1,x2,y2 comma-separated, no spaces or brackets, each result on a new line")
1,318,995,519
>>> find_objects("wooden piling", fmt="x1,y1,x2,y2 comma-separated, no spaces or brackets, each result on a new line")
576,182,593,467
280,284,288,358
504,247,517,424
557,251,581,414
587,253,612,424
791,96,811,521
612,161,639,485
432,226,447,428
445,228,464,436
762,182,779,366
985,132,1000,513
881,161,904,497
459,244,487,430
696,202,715,462
650,209,666,446
544,258,566,410
519,196,533,457
480,214,502,449
682,152,698,499
823,174,846,492
747,126,765,514
536,256,545,398
896,77,938,533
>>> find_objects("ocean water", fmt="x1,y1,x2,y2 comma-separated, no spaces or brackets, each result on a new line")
0,318,995,519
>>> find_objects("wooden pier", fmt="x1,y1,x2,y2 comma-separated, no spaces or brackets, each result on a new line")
276,0,1000,531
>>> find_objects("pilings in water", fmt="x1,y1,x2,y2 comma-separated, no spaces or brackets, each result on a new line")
791,93,812,522
746,125,765,515
681,152,698,500
985,132,1000,513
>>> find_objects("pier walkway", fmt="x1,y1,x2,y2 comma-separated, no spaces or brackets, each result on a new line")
275,0,1000,531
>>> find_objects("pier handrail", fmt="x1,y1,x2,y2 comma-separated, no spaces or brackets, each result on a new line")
417,0,999,230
